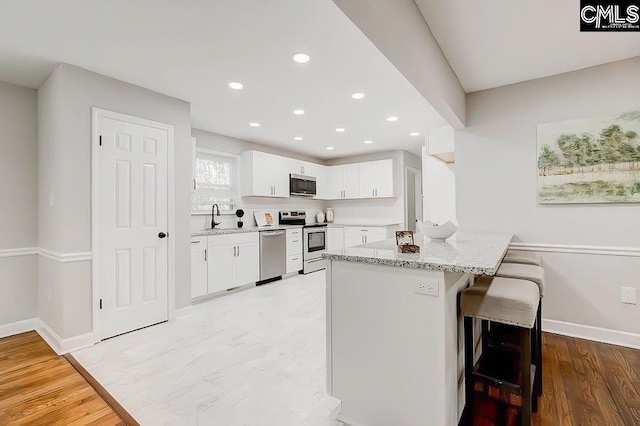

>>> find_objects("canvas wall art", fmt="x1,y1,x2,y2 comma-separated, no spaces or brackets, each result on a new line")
537,110,640,204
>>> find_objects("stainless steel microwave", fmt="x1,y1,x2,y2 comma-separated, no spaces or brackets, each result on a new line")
290,174,316,197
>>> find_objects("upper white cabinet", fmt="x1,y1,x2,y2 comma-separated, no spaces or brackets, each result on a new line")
290,159,317,177
358,159,395,198
242,151,290,197
328,164,359,199
241,150,396,200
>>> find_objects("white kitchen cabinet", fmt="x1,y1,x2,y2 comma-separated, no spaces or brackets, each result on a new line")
286,228,303,273
343,227,388,248
190,237,208,298
327,227,345,251
328,164,359,199
290,159,317,177
315,165,329,199
358,159,395,198
242,151,290,197
206,232,260,294
235,241,260,287
207,244,236,293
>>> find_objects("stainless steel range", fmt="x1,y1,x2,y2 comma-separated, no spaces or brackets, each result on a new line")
279,211,327,274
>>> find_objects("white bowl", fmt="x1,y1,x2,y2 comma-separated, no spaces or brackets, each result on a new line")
417,220,458,241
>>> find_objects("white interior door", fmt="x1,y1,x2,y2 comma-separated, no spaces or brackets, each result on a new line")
98,116,169,339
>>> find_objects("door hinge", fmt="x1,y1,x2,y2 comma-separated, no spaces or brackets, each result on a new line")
99,135,102,146
99,299,103,309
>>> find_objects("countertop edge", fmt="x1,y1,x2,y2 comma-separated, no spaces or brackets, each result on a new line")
322,253,497,275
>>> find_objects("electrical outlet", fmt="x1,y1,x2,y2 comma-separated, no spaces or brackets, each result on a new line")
621,287,637,305
416,282,439,297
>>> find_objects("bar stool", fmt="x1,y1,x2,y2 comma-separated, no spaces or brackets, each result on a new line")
496,263,545,397
462,277,540,426
503,250,542,267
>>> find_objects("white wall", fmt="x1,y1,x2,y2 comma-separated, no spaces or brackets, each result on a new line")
331,0,465,129
0,81,38,326
457,57,640,343
191,129,325,229
423,152,456,223
37,63,192,340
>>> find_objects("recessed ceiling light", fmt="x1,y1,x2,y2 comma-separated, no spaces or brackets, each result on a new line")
326,146,334,150
336,127,345,132
351,92,365,100
386,116,399,122
249,122,260,127
293,109,305,115
364,140,373,144
410,132,420,136
228,81,244,90
293,53,310,64
294,136,303,141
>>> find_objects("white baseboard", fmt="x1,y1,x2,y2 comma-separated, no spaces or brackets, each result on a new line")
34,320,94,355
173,305,195,319
543,318,640,350
0,318,40,339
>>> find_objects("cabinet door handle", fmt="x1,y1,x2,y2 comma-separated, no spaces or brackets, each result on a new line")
193,179,196,190
204,249,207,261
237,245,240,257
233,246,236,257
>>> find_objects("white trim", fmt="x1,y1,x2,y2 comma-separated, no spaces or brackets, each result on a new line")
543,318,640,350
0,247,39,258
173,305,195,319
0,318,40,339
91,108,176,343
510,242,640,257
39,248,93,263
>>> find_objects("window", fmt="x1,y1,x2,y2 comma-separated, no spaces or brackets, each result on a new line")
191,149,241,214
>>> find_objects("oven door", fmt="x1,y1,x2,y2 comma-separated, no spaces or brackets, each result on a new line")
290,174,317,197
304,228,326,259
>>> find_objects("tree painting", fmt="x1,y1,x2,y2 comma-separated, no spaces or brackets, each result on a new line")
537,110,640,204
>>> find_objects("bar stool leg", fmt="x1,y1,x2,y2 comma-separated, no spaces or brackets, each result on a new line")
464,316,474,424
537,302,543,396
521,327,532,426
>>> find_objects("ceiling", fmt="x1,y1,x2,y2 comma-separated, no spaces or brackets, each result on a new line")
0,0,446,159
415,0,640,93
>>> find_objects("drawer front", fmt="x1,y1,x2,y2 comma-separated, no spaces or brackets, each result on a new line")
286,228,303,238
286,236,303,255
344,226,387,237
208,232,259,247
287,254,303,273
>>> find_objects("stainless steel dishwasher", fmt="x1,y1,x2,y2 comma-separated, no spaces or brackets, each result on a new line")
258,229,286,284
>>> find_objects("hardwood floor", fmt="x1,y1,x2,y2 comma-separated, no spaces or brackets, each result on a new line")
1,329,639,425
0,331,126,425
534,333,640,426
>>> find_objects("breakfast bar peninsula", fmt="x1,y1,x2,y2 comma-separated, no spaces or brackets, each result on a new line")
323,231,513,426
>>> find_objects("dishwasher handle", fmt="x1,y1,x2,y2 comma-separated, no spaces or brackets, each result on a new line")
261,230,286,236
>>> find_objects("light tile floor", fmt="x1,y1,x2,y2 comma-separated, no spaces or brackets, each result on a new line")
73,271,342,426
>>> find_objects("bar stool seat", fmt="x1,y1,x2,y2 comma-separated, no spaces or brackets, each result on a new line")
496,263,545,296
462,276,539,328
503,250,542,267
462,277,540,426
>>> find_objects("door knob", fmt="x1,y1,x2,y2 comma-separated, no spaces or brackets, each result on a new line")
158,232,167,239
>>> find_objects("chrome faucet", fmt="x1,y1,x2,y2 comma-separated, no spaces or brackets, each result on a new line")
211,204,221,228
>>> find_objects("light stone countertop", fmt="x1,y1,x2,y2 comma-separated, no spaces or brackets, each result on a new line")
191,224,303,237
327,222,401,228
323,231,513,275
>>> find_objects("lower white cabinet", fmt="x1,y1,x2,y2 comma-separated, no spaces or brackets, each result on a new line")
191,237,208,298
343,227,389,248
189,232,259,297
327,227,345,251
286,228,303,273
